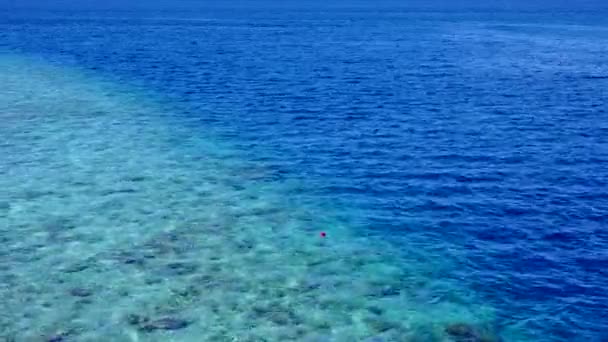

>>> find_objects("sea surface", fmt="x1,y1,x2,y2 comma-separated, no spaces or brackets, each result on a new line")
1,6,607,342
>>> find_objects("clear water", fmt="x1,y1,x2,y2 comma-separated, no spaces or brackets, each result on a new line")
1,7,607,342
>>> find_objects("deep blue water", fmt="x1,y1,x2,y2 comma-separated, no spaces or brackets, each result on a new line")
2,7,608,341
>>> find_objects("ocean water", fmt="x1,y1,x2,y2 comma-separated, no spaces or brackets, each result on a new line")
1,7,607,342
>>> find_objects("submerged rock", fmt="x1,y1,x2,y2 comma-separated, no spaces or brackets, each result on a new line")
445,323,502,342
69,287,93,297
111,250,146,266
127,314,191,332
140,317,190,332
22,189,55,200
250,302,302,326
62,262,90,273
379,285,401,297
364,317,400,334
365,284,402,298
43,216,76,234
126,175,146,182
123,256,144,265
46,330,73,342
367,306,384,316
164,261,199,276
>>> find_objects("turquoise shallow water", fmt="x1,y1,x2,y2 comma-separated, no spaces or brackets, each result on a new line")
0,56,501,341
